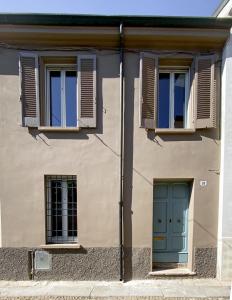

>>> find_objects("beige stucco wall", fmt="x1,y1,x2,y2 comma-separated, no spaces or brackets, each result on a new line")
0,48,121,247
0,48,220,259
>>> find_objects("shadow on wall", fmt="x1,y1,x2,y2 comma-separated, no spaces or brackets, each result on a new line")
123,54,136,281
0,49,19,76
147,129,219,143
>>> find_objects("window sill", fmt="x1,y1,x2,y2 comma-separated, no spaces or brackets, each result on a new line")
38,127,81,132
155,128,195,134
40,244,81,249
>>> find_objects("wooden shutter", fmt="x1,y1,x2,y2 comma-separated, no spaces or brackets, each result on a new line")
195,55,216,129
140,53,158,129
20,54,39,127
78,55,96,128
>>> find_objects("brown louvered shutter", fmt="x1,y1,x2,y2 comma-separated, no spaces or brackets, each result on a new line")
140,53,158,129
195,55,216,129
78,55,96,128
20,54,39,127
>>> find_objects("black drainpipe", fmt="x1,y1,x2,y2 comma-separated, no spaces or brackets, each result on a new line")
119,21,124,282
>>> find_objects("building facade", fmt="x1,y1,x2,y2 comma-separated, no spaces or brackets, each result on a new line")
0,14,231,280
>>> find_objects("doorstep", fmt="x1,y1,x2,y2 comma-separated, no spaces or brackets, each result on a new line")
149,268,196,277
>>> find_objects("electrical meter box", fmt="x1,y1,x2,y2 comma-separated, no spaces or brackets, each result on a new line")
34,250,51,271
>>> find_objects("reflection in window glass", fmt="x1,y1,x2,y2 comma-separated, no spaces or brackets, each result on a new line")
174,74,185,128
50,71,61,126
51,180,62,237
66,71,77,127
67,180,77,237
158,73,170,128
158,71,188,129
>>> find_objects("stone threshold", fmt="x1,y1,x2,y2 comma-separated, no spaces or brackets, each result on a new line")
149,268,196,277
40,244,81,249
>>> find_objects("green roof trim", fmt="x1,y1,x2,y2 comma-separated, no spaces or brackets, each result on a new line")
0,13,232,29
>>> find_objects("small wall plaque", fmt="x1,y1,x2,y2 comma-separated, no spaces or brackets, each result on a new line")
200,180,207,187
34,250,51,271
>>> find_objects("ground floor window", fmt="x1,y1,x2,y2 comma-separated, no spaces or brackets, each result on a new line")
46,175,77,244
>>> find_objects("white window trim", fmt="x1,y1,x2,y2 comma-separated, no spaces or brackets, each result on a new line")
47,177,77,244
45,64,78,128
158,68,190,129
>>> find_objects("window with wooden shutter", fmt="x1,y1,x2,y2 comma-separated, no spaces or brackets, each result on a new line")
195,55,216,129
140,53,158,129
20,54,39,127
78,55,96,128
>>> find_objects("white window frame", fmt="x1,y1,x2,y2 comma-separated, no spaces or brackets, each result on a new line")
158,68,190,129
46,176,77,244
45,64,78,127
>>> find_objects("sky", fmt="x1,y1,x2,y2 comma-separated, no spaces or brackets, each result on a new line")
0,0,222,17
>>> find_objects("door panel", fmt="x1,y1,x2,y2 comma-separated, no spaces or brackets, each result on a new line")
172,201,186,234
153,184,168,252
153,202,167,233
170,236,186,251
153,182,189,263
153,236,167,250
154,184,168,199
172,184,187,198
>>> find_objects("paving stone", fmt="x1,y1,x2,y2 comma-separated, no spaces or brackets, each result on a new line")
161,286,212,298
91,286,131,297
203,286,231,298
0,279,230,299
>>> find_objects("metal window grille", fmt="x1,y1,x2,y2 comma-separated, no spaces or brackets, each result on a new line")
46,175,77,244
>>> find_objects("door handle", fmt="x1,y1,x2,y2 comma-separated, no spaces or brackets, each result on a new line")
158,219,162,223
169,219,172,223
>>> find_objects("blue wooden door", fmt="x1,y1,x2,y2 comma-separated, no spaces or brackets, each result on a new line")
153,183,189,263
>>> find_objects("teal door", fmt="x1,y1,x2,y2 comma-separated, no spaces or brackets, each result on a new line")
153,182,189,263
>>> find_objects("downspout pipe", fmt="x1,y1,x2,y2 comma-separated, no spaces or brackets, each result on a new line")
119,21,124,282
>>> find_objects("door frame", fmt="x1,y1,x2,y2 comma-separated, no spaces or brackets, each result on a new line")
151,179,194,271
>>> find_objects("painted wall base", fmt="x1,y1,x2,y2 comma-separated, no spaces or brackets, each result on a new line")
0,246,218,280
0,247,120,281
194,247,217,278
0,248,30,280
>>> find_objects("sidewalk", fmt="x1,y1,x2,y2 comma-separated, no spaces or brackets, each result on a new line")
0,279,230,299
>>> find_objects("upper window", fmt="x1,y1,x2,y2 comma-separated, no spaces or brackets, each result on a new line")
46,175,77,244
20,53,96,129
140,54,217,130
158,70,189,129
46,67,77,127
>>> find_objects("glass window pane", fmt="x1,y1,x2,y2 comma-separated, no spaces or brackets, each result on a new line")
174,73,186,128
51,180,62,237
67,180,77,237
50,71,61,127
158,73,170,128
65,71,77,127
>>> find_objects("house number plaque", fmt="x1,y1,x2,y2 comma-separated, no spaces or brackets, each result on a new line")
200,180,207,187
